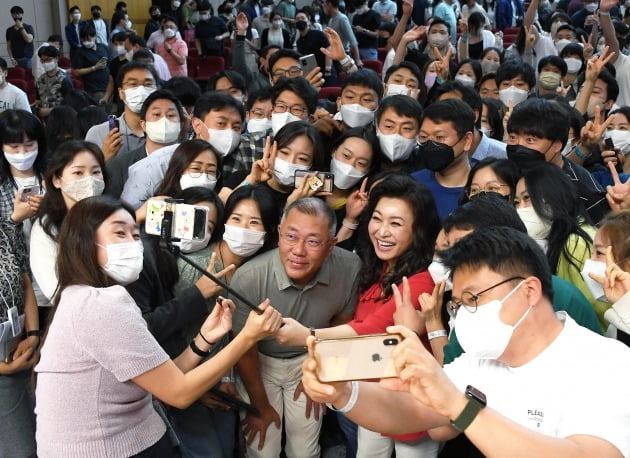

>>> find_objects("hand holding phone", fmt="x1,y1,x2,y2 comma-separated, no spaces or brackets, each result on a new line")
108,115,120,131
20,184,40,202
300,54,318,76
294,171,334,194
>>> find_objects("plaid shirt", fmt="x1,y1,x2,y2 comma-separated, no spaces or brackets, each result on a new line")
222,129,271,181
0,177,17,221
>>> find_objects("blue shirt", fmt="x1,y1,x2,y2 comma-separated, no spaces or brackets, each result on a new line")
411,169,463,221
471,133,507,163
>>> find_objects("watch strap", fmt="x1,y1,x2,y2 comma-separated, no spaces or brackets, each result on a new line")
450,385,486,432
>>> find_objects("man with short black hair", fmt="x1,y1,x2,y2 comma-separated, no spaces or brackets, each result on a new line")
195,0,229,57
88,5,109,46
145,5,162,41
0,56,31,112
65,5,85,59
35,46,73,119
72,25,110,103
125,34,171,81
495,60,536,108
6,6,35,69
325,0,362,67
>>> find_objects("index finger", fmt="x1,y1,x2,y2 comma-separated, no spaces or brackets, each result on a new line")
601,113,615,131
608,160,623,186
401,276,413,308
433,46,443,61
444,46,453,62
606,245,616,268
263,135,271,160
269,140,278,167
600,49,616,66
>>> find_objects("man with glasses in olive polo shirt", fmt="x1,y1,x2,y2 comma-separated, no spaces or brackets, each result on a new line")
231,197,361,458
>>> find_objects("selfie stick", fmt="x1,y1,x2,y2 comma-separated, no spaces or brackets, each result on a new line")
158,205,263,315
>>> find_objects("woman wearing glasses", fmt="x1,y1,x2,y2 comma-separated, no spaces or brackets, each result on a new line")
276,174,442,457
461,158,519,204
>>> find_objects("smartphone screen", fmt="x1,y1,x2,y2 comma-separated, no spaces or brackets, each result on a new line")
294,171,334,193
20,184,40,202
108,115,119,131
315,333,402,382
605,138,615,151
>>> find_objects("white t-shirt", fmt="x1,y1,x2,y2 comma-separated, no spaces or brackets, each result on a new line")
444,313,630,456
614,54,630,108
0,83,32,113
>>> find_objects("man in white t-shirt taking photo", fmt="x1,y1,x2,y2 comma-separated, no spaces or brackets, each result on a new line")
302,226,630,457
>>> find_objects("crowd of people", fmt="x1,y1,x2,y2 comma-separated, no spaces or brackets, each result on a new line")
1,0,630,457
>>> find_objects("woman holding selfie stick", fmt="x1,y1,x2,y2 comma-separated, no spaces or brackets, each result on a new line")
35,195,282,457
275,174,441,457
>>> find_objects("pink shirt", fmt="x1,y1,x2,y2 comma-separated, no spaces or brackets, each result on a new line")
156,38,188,77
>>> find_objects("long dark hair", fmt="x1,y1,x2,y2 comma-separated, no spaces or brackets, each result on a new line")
37,141,107,241
55,195,136,305
522,163,593,273
224,184,281,253
355,174,440,299
273,120,326,171
155,139,223,196
328,126,381,177
461,158,519,204
44,106,80,155
0,109,47,184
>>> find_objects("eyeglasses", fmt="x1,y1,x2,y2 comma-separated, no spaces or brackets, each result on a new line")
188,167,220,180
446,276,525,317
250,108,272,120
273,102,307,117
280,231,329,250
468,182,509,198
272,66,303,79
122,81,157,89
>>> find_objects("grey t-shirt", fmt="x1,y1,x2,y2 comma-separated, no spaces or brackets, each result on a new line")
85,113,146,159
231,247,361,358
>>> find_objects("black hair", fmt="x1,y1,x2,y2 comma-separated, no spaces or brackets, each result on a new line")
224,185,280,252
162,76,202,109
0,57,8,72
556,24,576,37
446,191,526,233
116,61,160,90
271,76,318,115
0,110,47,185
127,34,147,48
80,24,96,39
375,94,423,125
538,55,568,77
384,61,423,86
421,99,475,138
246,88,273,111
481,97,505,141
139,89,185,123
111,11,126,27
38,140,107,241
520,162,593,275
507,98,569,148
112,31,128,44
174,186,225,246
47,34,63,44
330,125,381,176
273,120,326,170
77,106,108,138
207,70,248,94
467,11,485,36
38,46,60,59
44,106,80,155
495,60,536,90
611,106,630,123
326,0,341,9
462,158,519,203
480,47,504,63
428,17,451,35
10,6,24,15
268,48,302,74
63,89,95,111
258,44,281,60
131,49,155,63
193,91,245,121
560,43,584,69
597,69,620,105
199,1,212,11
440,226,554,301
149,5,161,15
341,68,384,100
355,174,440,299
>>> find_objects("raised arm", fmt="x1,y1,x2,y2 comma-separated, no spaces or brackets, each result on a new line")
599,0,620,64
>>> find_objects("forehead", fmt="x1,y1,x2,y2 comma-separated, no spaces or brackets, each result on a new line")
273,56,300,71
295,12,307,19
276,89,306,106
379,107,419,125
281,208,329,235
215,76,236,89
123,68,155,81
204,107,242,122
389,67,418,81
342,84,378,97
480,78,498,88
429,24,448,34
147,98,178,110
420,118,458,134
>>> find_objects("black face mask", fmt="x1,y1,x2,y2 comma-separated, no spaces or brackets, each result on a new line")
420,140,456,172
151,14,161,21
506,144,546,173
296,20,308,31
92,11,101,19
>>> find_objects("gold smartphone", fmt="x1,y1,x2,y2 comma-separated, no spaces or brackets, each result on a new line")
314,333,402,382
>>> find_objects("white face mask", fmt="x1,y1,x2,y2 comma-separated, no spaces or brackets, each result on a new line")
205,126,240,157
272,157,310,186
273,20,283,28
427,259,453,291
329,157,365,189
98,241,144,285
72,12,81,21
340,104,374,128
454,74,476,87
125,20,133,30
604,130,630,155
114,45,126,56
3,149,38,171
580,259,608,302
480,126,493,137
180,172,217,190
262,7,272,15
173,0,182,7
62,175,105,201
386,84,408,96
455,280,528,359
271,112,302,135
560,138,574,157
200,13,210,20
177,230,211,253
481,60,500,74
145,117,181,144
247,117,273,133
554,38,572,54
223,224,266,257
516,206,552,242
125,49,134,61
564,57,582,74
377,131,416,162
499,86,528,107
82,39,96,48
124,86,156,113
584,2,598,12
164,28,176,39
428,34,448,48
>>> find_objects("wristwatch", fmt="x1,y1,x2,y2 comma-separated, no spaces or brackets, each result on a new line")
450,385,486,432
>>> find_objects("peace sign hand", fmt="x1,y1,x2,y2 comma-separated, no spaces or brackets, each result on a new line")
246,136,277,185
344,177,369,221
606,161,630,211
433,46,452,79
581,34,594,61
580,108,614,149
585,46,616,82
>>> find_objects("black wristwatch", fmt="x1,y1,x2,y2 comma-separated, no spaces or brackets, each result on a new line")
450,385,487,432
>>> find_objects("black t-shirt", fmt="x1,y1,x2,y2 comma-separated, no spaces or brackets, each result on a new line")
144,19,161,41
195,18,228,56
225,171,289,215
468,40,484,60
6,24,35,58
71,44,110,93
352,11,380,49
296,29,330,70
